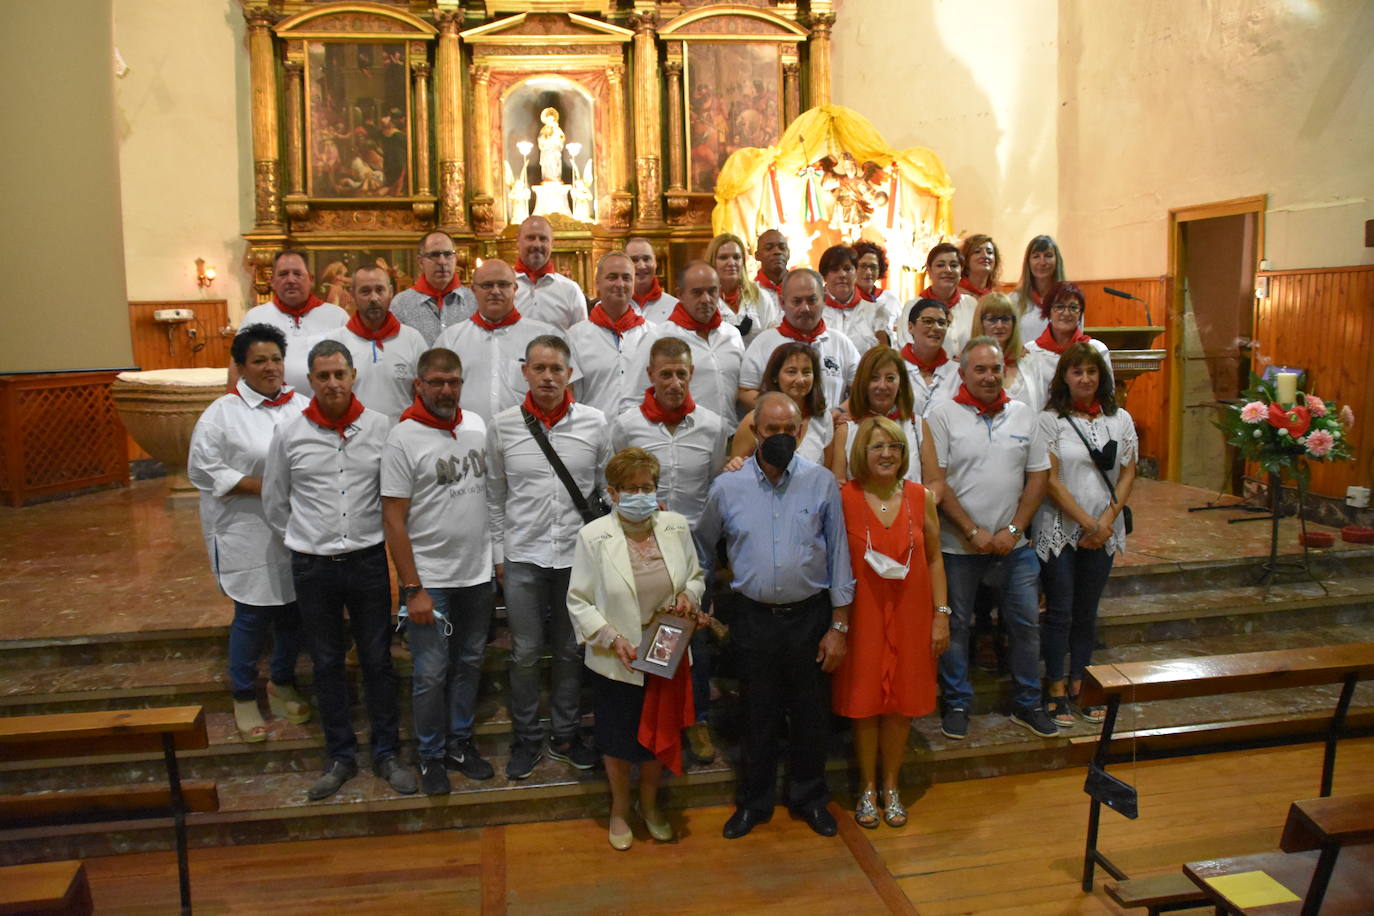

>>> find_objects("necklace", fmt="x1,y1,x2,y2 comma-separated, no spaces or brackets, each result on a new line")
865,483,901,511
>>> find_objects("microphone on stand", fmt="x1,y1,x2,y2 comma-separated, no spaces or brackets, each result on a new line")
1104,287,1153,326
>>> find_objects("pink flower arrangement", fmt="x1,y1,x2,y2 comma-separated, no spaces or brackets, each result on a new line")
1305,429,1335,458
1341,405,1355,429
1239,401,1267,423
1305,395,1328,417
1217,374,1354,479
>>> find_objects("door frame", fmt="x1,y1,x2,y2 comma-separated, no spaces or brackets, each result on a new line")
1165,195,1267,481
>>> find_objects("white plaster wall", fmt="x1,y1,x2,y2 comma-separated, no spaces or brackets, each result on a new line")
114,0,254,320
1058,0,1374,276
831,0,1060,264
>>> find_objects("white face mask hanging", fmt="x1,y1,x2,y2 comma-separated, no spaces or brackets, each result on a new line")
863,493,915,580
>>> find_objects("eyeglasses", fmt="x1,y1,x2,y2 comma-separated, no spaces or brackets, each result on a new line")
982,314,1015,325
475,280,516,291
867,442,904,453
422,250,457,260
1051,303,1083,314
915,316,949,329
420,377,463,389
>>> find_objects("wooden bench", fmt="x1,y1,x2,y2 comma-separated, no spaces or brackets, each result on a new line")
1104,873,1215,915
1276,792,1374,914
1076,643,1374,894
0,707,214,915
1184,844,1374,914
0,860,92,915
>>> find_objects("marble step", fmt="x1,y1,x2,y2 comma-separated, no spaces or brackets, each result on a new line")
1100,546,1374,598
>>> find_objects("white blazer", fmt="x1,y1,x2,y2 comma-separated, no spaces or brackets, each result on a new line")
566,511,706,686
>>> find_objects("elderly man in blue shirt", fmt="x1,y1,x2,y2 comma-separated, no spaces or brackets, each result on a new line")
696,390,855,839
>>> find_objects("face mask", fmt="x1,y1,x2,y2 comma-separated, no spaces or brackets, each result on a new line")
759,433,798,468
615,491,659,522
864,530,913,579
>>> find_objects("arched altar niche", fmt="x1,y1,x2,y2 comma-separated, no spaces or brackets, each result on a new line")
500,76,597,224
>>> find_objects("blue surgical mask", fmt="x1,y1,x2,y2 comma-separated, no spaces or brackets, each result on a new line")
616,491,659,522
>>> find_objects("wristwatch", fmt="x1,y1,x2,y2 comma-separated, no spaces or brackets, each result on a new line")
967,526,980,540
936,605,953,616
830,620,849,634
401,584,423,599
1006,523,1022,538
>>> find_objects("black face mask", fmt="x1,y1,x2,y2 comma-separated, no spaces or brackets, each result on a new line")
759,433,798,468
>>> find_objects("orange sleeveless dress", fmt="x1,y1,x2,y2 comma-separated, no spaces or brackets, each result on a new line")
832,479,937,718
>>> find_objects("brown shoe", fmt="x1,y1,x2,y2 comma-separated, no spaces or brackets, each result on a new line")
686,722,716,763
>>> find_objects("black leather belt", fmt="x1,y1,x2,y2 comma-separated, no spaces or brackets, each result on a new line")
741,591,826,616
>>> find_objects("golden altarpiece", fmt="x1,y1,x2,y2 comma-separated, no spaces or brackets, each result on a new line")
239,0,836,301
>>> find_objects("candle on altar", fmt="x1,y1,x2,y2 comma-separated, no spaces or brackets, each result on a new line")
1276,371,1298,406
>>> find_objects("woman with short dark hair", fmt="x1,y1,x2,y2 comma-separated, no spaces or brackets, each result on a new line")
919,242,978,355
1022,283,1113,404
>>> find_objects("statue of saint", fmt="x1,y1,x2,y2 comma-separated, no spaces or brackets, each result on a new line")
537,107,566,184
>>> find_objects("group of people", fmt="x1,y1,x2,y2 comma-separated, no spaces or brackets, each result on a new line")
188,218,1135,848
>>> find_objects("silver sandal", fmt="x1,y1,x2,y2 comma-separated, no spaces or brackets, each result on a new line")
854,790,880,829
881,789,908,828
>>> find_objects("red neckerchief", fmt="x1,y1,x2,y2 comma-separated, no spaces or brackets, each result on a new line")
514,258,556,282
345,311,401,348
959,277,991,298
667,301,721,333
632,277,664,308
920,285,962,309
778,318,825,343
859,285,881,302
825,288,862,311
399,395,461,438
237,385,295,407
522,389,574,429
720,287,741,312
639,386,696,426
1034,325,1091,354
754,269,782,295
1072,400,1102,418
953,383,1010,417
902,343,949,373
637,654,694,776
471,306,522,332
588,302,646,338
302,394,364,439
413,275,462,306
272,294,326,327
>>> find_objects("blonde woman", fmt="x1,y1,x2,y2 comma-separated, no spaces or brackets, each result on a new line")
708,232,778,347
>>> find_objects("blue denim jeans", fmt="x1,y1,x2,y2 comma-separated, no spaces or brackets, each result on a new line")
939,546,1042,711
228,600,302,701
502,561,582,746
291,544,399,765
408,582,494,760
1040,545,1115,685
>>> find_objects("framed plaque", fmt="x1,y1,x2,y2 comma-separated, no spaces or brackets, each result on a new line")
630,614,695,679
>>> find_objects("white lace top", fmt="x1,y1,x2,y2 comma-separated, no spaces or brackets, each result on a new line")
1033,408,1137,559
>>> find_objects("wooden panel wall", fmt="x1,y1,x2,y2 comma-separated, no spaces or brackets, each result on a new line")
1252,265,1374,497
126,300,234,461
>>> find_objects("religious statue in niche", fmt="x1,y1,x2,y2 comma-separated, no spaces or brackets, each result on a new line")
307,42,410,199
537,108,566,183
502,77,596,224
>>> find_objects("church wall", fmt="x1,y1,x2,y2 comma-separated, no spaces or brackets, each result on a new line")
0,0,132,372
1057,0,1374,277
113,0,254,325
831,0,1061,262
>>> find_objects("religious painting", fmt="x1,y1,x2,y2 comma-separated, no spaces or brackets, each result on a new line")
308,249,416,311
306,42,411,199
500,77,596,224
685,42,782,192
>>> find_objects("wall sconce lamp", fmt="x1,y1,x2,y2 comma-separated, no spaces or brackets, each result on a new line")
195,258,217,289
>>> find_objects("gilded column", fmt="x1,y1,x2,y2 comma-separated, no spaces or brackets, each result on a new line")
664,58,685,192
435,12,468,231
283,58,305,197
783,59,801,125
630,12,663,228
606,63,632,230
469,64,495,235
808,13,834,109
412,60,433,201
245,5,282,228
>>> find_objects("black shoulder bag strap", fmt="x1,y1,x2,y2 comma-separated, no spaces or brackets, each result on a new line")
521,407,596,522
1067,416,1132,533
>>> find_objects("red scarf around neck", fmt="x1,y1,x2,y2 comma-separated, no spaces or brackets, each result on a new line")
667,302,721,333
400,395,461,437
471,306,521,332
412,275,462,306
920,285,962,309
1072,399,1103,418
754,269,782,295
514,258,556,282
859,285,882,303
825,289,862,311
588,302,646,337
720,287,741,312
522,389,574,429
237,381,295,407
639,386,696,426
959,277,991,298
303,394,364,438
345,311,401,347
1034,325,1092,355
902,343,949,374
953,383,1010,417
272,294,326,326
632,277,664,308
778,318,826,343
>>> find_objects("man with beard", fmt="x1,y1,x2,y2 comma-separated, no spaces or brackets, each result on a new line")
512,215,587,331
392,231,475,345
625,237,678,324
567,252,652,417
317,265,426,422
236,250,347,392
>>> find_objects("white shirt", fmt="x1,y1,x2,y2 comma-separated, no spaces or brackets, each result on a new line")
486,401,611,569
262,405,390,556
1034,408,1137,560
841,415,922,483
381,413,494,588
433,316,575,423
515,272,587,331
187,381,310,606
942,293,981,358
1009,291,1051,345
719,288,779,349
315,323,427,423
824,296,892,355
621,320,746,421
926,397,1050,555
611,404,728,529
566,318,653,418
739,326,861,412
1023,336,1114,403
239,301,349,393
636,291,680,325
871,289,903,342
905,357,961,419
796,409,835,466
1005,357,1048,410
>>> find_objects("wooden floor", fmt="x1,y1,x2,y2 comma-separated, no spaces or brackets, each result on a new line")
81,738,1374,914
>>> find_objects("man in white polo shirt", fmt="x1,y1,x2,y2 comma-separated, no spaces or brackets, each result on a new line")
567,252,652,417
381,347,496,795
752,228,790,315
391,230,475,345
925,336,1054,742
625,236,678,324
235,250,348,393
738,268,860,413
434,258,572,423
262,339,416,801
317,265,426,422
487,335,611,779
512,215,587,330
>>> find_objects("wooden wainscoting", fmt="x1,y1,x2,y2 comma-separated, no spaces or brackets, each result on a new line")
126,300,234,461
1253,265,1374,498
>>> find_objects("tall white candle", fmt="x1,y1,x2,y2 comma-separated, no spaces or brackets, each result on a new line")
1276,372,1298,406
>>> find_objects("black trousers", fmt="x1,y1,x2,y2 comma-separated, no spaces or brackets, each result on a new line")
734,592,832,813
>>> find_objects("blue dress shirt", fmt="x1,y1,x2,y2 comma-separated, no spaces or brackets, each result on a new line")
695,455,855,608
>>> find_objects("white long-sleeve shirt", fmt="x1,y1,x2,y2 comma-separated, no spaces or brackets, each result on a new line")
610,404,729,529
515,272,587,331
315,323,428,422
239,301,348,392
433,316,575,423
